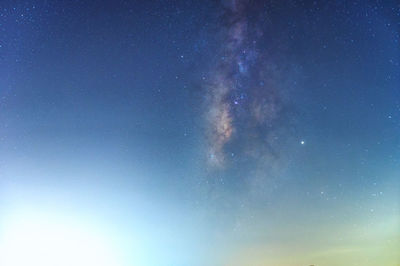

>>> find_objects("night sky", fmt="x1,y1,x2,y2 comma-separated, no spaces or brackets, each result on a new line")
0,1,399,265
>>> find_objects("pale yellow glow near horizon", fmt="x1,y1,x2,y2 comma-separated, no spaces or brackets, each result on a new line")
222,216,400,266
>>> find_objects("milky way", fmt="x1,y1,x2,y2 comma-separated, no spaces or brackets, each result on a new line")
205,0,289,180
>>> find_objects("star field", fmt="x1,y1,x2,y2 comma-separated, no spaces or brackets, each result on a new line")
0,1,399,266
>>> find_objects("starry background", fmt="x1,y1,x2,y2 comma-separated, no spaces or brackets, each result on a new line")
0,0,399,266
